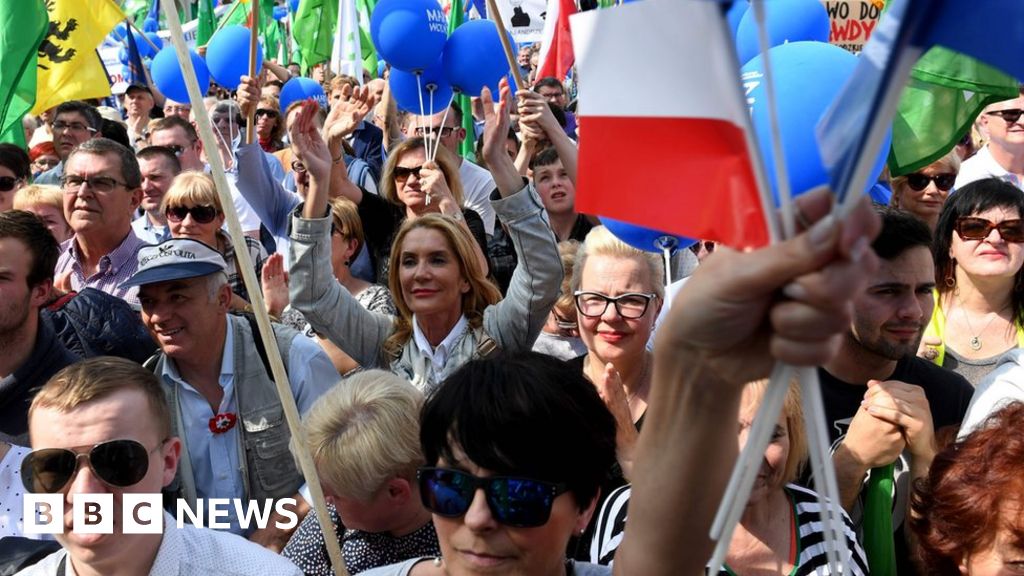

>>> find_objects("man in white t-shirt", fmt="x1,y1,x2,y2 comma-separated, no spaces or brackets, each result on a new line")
956,90,1024,190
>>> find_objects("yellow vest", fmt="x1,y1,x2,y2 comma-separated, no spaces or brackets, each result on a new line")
924,288,1024,366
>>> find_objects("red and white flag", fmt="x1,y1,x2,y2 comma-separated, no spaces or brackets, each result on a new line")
536,0,576,82
571,0,770,248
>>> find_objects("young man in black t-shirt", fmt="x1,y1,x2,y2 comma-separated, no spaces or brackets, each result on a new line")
809,209,974,575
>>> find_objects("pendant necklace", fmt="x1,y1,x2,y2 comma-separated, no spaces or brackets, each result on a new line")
956,294,1007,351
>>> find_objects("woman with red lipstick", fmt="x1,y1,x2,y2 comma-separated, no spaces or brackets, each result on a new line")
924,178,1024,384
889,151,961,231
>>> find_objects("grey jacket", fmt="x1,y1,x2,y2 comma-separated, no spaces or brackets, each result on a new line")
289,183,562,392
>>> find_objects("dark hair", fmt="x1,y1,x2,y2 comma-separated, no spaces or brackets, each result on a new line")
420,352,617,509
912,402,1024,575
67,138,142,189
529,146,561,171
100,118,132,150
0,143,31,180
53,101,102,132
0,210,60,287
933,178,1024,322
447,101,463,127
148,115,199,142
534,77,565,94
137,145,182,174
873,207,933,260
548,102,566,128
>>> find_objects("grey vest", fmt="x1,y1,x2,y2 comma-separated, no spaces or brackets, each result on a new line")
154,315,304,509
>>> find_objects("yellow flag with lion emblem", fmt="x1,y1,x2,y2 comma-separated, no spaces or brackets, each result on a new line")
32,0,125,115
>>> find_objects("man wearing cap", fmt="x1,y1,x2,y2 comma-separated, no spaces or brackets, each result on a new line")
125,84,156,149
125,238,339,547
35,101,103,186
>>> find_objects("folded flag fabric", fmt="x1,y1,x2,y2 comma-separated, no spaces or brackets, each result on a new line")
536,0,576,82
0,0,48,146
571,0,767,248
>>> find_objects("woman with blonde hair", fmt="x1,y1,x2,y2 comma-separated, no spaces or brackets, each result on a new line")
13,184,71,243
533,240,587,360
162,171,267,310
889,150,961,230
255,95,285,152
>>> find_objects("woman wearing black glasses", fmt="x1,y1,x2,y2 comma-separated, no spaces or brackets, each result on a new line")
161,171,267,311
0,143,30,212
254,95,285,153
362,352,617,576
923,178,1024,384
889,151,961,231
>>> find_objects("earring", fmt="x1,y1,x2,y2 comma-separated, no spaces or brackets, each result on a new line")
945,260,956,288
432,557,443,567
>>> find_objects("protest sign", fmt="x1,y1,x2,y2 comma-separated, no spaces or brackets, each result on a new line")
821,0,883,53
490,0,545,44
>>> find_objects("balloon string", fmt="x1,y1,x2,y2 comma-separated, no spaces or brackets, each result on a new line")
431,94,455,164
662,246,671,289
416,73,431,161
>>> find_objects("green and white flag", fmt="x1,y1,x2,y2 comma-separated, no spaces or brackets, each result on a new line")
294,0,338,71
331,0,362,79
0,0,48,147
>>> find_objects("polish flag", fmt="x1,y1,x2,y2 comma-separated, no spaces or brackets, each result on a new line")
536,0,577,82
570,0,770,248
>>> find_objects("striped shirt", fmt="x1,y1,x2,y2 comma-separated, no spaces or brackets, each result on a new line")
55,230,148,308
590,484,870,576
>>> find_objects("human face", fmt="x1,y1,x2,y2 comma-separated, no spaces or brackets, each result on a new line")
849,246,935,361
405,111,464,155
124,88,154,118
398,227,469,320
138,156,177,214
577,255,660,365
255,108,279,140
32,153,60,177
394,147,431,211
0,164,25,212
210,109,240,143
167,204,224,248
738,386,790,505
898,162,956,224
162,101,191,120
0,237,49,337
22,203,72,244
430,450,594,576
533,159,575,216
960,501,1024,575
536,87,566,109
150,126,202,172
51,112,97,161
62,152,141,237
139,275,230,360
982,95,1024,149
950,206,1024,283
28,389,179,564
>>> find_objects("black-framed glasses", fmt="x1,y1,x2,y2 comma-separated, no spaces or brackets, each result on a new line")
61,175,130,194
51,121,97,134
986,108,1024,124
166,205,219,224
255,109,278,119
21,439,163,494
414,126,455,137
955,217,1024,243
905,173,956,192
418,467,569,528
0,176,23,192
394,165,424,181
574,291,657,319
164,144,186,157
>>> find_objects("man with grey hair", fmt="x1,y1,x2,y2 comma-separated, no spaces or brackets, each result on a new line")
123,238,339,549
54,137,148,306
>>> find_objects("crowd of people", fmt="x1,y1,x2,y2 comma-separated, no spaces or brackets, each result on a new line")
3,8,1024,575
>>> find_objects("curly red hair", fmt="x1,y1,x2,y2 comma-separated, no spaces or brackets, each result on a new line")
911,402,1024,574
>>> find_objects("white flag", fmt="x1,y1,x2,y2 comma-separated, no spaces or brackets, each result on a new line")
330,0,363,82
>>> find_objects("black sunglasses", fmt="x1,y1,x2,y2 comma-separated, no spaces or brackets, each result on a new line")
418,467,569,528
0,176,22,192
394,165,424,180
905,173,956,192
255,109,278,119
986,108,1024,124
955,217,1024,243
21,439,160,493
166,205,219,224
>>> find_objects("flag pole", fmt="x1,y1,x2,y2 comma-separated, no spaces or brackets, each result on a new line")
246,0,260,145
125,18,163,54
157,2,349,575
199,0,244,50
484,0,527,91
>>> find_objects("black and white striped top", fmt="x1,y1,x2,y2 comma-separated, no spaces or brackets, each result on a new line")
590,483,870,575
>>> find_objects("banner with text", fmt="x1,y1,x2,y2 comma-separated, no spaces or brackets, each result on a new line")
821,0,884,53
490,0,546,44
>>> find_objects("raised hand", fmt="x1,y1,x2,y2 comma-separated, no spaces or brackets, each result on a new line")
290,99,332,182
324,83,374,145
517,90,561,140
261,253,290,318
236,74,264,121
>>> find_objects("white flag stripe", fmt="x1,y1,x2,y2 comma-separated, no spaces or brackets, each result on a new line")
331,0,363,81
570,0,748,122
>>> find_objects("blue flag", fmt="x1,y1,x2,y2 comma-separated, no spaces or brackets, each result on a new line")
123,27,148,87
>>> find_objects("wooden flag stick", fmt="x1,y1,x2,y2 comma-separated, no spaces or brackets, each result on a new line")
158,2,349,575
246,0,261,145
484,0,527,91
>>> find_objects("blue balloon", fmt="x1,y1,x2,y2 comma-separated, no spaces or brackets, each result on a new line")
442,19,511,97
150,48,210,103
289,0,300,12
389,61,454,114
742,41,892,204
205,25,263,90
726,1,748,40
110,23,129,42
735,0,829,65
133,32,155,58
119,46,130,65
377,60,388,78
280,77,328,114
143,17,159,33
273,6,288,21
600,218,696,254
370,0,448,72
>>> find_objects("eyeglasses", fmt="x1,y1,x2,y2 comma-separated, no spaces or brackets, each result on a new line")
62,175,130,194
955,217,1024,243
574,291,657,319
51,121,97,134
986,109,1024,124
164,105,190,113
414,126,456,138
291,160,307,173
21,439,162,494
33,158,59,170
164,144,186,157
0,176,23,192
418,467,569,528
255,109,278,119
166,205,219,224
905,173,956,192
394,165,424,181
688,240,717,256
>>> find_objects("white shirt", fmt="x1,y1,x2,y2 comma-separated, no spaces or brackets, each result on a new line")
412,314,469,373
459,159,498,235
131,215,168,245
16,512,303,575
955,144,1024,190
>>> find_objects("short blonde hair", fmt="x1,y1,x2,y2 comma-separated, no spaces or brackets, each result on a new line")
554,240,580,323
161,171,222,213
298,370,424,501
329,196,365,257
742,379,807,485
380,137,464,209
13,184,63,212
890,150,962,208
571,226,665,300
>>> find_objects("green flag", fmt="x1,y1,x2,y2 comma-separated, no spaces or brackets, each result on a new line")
294,0,339,70
889,46,1019,177
356,0,378,77
196,0,216,46
863,464,896,576
0,0,48,147
448,0,476,161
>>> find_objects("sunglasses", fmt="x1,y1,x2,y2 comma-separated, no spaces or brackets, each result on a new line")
955,217,1024,243
394,165,424,181
905,173,956,192
166,205,219,224
0,176,22,192
21,439,161,493
164,144,186,157
986,109,1024,124
255,109,278,119
418,467,569,528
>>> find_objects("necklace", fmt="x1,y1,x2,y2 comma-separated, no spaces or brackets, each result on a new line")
955,293,1009,351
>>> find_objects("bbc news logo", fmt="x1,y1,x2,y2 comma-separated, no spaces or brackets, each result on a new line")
23,494,300,534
